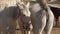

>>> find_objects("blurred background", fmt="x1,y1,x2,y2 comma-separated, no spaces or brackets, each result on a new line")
0,0,60,34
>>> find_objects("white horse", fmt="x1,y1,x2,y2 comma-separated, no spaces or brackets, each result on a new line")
29,0,54,34
17,2,33,34
0,2,31,34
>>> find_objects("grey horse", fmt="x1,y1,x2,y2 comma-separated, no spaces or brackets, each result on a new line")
0,2,31,34
29,0,54,34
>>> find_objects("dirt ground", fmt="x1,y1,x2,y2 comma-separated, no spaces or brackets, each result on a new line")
51,27,60,34
16,27,60,34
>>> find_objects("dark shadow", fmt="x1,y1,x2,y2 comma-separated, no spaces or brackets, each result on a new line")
50,7,60,27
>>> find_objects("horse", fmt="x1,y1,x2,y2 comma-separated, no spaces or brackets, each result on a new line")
16,2,33,34
0,2,32,34
29,0,54,34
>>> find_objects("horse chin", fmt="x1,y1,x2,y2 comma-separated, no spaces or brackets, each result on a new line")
29,24,33,31
28,21,33,31
23,21,33,31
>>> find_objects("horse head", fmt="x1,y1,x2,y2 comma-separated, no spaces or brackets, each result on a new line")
16,2,33,31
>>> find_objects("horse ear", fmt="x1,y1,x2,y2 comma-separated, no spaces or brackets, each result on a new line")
26,2,30,7
16,1,25,6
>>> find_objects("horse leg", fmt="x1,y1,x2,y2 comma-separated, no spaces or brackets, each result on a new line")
44,10,54,34
9,29,16,34
22,30,30,34
2,32,8,34
31,13,46,34
8,26,16,34
0,30,8,34
10,31,16,34
44,18,54,34
26,31,31,34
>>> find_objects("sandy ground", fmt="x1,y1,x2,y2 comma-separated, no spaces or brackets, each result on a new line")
15,27,60,34
51,27,60,34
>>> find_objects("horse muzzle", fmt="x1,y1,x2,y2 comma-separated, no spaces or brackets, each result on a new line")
23,21,33,31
